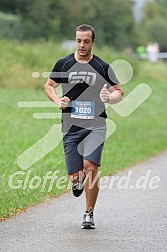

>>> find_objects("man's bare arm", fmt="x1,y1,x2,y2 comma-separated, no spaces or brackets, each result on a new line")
108,84,124,104
100,83,124,104
45,78,70,109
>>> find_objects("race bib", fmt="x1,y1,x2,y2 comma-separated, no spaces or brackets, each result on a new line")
71,101,95,119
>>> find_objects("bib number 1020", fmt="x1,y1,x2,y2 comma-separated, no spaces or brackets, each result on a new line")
75,106,92,114
71,101,95,119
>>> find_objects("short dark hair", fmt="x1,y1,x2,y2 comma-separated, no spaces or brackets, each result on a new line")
75,24,96,42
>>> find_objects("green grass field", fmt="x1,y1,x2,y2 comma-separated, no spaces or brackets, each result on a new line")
0,40,167,220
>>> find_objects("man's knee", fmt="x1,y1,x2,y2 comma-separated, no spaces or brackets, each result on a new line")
84,160,99,188
84,160,98,173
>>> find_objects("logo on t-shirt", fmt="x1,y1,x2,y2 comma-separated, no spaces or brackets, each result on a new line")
68,71,97,86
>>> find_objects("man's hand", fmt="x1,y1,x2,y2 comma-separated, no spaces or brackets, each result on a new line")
57,96,70,109
100,84,109,103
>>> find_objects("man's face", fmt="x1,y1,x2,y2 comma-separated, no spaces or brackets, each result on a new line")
75,30,94,57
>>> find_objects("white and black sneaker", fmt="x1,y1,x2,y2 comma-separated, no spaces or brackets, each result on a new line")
72,173,86,197
81,211,95,229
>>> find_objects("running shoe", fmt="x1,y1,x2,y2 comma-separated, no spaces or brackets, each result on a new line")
81,211,95,229
72,173,86,197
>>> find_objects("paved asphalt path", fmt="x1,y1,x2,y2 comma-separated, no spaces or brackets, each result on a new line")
0,151,167,252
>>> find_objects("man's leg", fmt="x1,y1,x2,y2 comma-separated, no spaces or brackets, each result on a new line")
79,126,106,210
68,169,86,197
83,160,99,212
80,160,98,229
68,170,84,183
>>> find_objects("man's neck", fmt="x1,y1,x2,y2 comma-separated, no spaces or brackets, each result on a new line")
74,52,93,63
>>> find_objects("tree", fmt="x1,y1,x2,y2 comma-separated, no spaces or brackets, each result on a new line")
0,0,23,14
91,0,135,48
0,0,137,49
140,0,167,48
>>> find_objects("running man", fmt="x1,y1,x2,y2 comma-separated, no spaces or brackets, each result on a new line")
45,24,124,229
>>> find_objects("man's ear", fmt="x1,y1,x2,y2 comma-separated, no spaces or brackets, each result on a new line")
92,39,96,46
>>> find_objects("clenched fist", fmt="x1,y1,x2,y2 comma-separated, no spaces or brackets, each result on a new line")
100,84,109,103
57,96,70,109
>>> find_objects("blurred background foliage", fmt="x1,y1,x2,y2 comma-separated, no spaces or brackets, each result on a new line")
0,0,167,49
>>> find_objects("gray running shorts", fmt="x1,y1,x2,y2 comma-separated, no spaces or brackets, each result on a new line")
63,126,106,175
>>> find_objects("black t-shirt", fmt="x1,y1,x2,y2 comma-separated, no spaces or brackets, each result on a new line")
50,53,119,132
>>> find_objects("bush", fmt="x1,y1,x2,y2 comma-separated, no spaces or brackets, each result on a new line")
0,11,21,39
